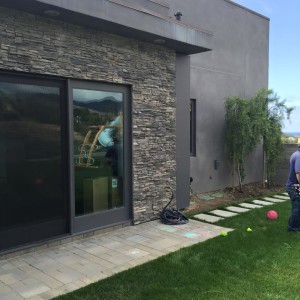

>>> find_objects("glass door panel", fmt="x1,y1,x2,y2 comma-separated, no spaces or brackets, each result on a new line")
73,88,124,216
0,76,68,251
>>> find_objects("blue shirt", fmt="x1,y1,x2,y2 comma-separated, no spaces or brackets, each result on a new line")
286,148,300,187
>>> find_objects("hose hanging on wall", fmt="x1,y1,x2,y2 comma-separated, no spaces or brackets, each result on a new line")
160,189,189,225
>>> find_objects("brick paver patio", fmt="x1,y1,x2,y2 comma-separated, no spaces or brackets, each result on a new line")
0,220,233,300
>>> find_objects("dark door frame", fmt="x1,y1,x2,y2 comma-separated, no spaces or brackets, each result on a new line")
67,79,133,234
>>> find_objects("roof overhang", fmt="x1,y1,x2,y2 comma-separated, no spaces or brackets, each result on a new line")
0,0,213,54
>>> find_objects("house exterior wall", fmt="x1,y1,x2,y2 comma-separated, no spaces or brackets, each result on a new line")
0,6,176,224
165,0,269,193
0,0,270,252
271,144,297,186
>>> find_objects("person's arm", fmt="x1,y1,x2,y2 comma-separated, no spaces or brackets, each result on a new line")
296,172,300,183
296,157,300,183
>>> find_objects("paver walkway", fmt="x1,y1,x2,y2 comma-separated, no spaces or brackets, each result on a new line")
0,220,233,300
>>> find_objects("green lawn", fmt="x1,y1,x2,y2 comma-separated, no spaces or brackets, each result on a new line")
55,200,300,300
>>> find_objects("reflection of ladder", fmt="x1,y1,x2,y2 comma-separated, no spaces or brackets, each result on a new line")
76,125,105,167
76,114,123,167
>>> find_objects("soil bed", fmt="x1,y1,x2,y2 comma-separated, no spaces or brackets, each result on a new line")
187,182,285,215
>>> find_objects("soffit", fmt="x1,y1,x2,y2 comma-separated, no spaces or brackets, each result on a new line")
0,0,213,54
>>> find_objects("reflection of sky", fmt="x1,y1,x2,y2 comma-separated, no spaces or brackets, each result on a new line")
73,89,122,103
0,82,59,95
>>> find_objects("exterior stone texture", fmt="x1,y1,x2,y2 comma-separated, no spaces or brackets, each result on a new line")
0,7,176,224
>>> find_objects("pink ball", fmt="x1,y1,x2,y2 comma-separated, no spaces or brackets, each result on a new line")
267,210,278,220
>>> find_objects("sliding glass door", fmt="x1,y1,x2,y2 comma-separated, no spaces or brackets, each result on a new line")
0,73,131,251
0,74,68,251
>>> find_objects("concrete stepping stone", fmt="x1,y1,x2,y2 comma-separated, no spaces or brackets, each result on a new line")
211,193,224,198
225,206,250,213
272,195,290,200
252,200,274,206
282,192,288,196
194,213,224,223
263,197,285,203
209,209,238,217
199,195,215,200
239,203,263,209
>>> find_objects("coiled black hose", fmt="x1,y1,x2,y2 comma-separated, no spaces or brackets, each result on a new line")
160,189,189,225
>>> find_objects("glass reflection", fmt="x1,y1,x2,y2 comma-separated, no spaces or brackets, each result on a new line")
0,81,64,231
73,88,123,216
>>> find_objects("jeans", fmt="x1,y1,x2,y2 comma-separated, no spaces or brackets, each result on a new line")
287,186,300,231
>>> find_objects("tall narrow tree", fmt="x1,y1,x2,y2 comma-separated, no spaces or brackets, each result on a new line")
225,96,251,191
255,88,294,185
225,88,294,191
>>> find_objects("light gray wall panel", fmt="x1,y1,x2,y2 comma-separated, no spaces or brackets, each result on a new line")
166,0,269,193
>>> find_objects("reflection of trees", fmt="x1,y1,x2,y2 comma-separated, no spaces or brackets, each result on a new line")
73,107,115,138
0,91,21,121
0,90,60,124
0,89,62,159
0,120,61,159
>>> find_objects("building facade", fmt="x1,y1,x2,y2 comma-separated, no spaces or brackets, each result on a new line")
0,0,268,254
166,0,269,194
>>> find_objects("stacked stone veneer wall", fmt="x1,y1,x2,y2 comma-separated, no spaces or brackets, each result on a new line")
0,7,176,224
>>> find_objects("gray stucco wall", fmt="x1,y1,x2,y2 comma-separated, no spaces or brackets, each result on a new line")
0,6,176,224
272,144,298,186
165,0,269,193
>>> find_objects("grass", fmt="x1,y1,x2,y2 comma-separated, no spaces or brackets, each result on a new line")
55,200,300,300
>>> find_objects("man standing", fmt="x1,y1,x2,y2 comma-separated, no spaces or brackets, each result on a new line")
286,144,300,232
